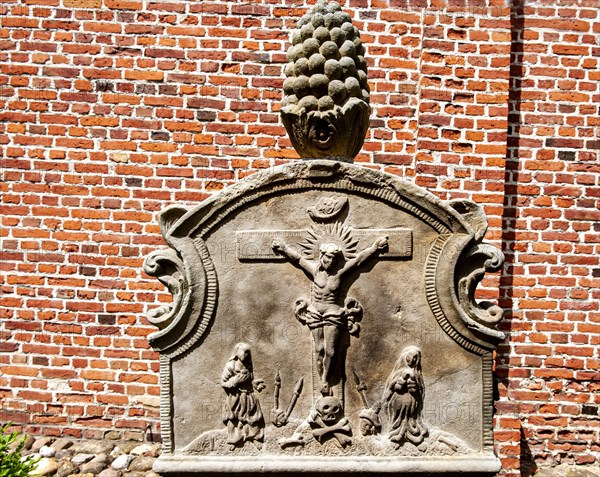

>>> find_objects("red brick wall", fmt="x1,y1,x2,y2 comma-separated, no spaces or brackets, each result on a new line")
0,0,598,473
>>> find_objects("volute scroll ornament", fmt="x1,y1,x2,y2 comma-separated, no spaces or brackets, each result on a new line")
456,243,505,333
143,248,187,331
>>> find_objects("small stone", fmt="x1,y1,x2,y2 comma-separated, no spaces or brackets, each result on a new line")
129,444,160,457
54,449,73,461
284,62,295,77
80,461,107,475
283,77,295,95
32,457,59,476
308,53,326,75
294,57,309,76
72,440,115,454
51,438,74,452
356,55,367,72
56,461,78,477
292,75,310,98
297,95,318,112
345,76,361,98
282,95,298,108
330,27,345,46
323,13,337,29
32,437,56,453
111,441,142,456
128,456,155,473
328,80,347,105
339,56,356,78
334,11,350,27
302,38,320,57
111,454,135,470
326,1,341,13
99,469,122,477
91,452,110,465
144,473,160,477
23,435,36,451
286,44,302,63
339,39,356,58
309,74,329,98
340,20,354,38
324,59,342,81
299,23,314,42
39,445,56,457
357,69,368,88
318,96,334,111
72,453,95,465
313,26,330,43
103,431,122,441
320,41,340,60
311,12,325,28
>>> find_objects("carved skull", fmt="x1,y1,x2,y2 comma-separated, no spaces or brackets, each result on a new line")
315,396,342,425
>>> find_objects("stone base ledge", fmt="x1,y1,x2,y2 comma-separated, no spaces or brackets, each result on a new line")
154,453,501,475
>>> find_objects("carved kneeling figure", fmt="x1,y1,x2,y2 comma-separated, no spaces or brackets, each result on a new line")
383,346,428,449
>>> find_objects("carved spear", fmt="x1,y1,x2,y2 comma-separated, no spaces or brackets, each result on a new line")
352,368,369,408
274,370,281,411
283,377,304,421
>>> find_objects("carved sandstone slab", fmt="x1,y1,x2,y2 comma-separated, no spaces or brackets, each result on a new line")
144,160,504,475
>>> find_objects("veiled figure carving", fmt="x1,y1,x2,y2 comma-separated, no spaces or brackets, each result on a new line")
221,343,266,449
383,346,428,447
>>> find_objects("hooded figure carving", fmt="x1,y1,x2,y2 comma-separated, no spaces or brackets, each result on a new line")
221,343,265,449
383,346,428,447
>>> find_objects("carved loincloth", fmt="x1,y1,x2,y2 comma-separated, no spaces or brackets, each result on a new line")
294,297,363,336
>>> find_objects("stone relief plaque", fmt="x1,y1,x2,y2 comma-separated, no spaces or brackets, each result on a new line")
143,161,505,475
142,1,505,474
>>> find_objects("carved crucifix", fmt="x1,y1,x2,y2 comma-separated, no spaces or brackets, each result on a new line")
236,197,412,399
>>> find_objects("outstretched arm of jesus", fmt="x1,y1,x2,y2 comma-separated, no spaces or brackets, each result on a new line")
342,236,388,273
272,238,314,276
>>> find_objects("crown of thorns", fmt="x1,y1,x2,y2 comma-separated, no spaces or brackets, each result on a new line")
319,242,342,254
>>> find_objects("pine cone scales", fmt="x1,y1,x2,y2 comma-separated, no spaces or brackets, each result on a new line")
281,0,370,162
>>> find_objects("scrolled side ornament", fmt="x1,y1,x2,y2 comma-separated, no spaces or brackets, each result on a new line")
143,248,188,331
456,243,505,339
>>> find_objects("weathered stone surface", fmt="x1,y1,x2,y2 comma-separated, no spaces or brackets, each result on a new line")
32,457,59,476
104,431,122,441
111,454,134,470
72,440,115,455
110,441,140,456
50,438,74,452
55,460,78,477
144,160,505,475
281,1,370,162
39,445,56,458
22,434,36,451
31,437,56,453
71,453,95,465
534,465,600,477
80,453,109,474
99,468,122,477
130,443,159,457
127,456,155,472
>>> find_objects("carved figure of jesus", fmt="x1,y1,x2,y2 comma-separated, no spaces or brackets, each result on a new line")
272,236,388,395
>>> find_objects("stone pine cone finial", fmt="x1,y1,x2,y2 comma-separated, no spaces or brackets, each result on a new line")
281,1,370,163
